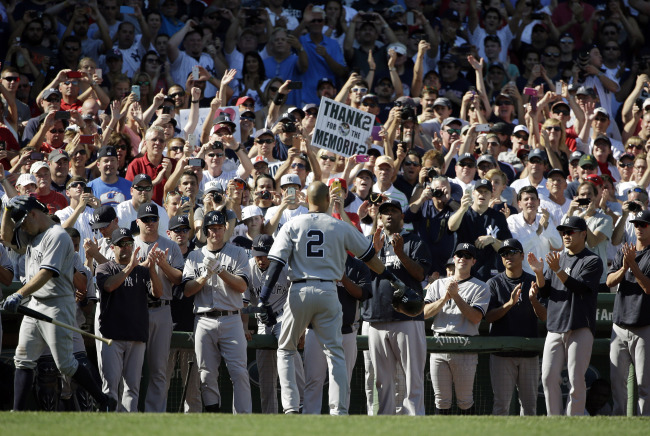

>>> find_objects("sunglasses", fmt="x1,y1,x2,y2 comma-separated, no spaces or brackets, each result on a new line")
458,161,476,168
618,162,633,168
553,109,569,116
172,227,191,233
169,92,185,98
306,111,318,117
45,97,61,102
581,165,596,171
73,149,87,156
114,144,128,150
634,222,649,229
3,76,20,82
545,126,562,132
170,146,183,153
351,87,368,93
256,139,274,144
403,160,420,167
140,216,159,224
627,144,644,150
136,81,150,86
291,163,306,170
133,185,153,192
544,52,560,58
500,250,522,257
241,116,255,121
320,155,337,162
455,252,474,260
560,38,573,44
363,102,378,108
560,230,576,236
496,101,512,106
69,182,86,189
49,128,65,134
487,141,500,146
446,128,461,135
268,86,279,93
116,240,134,248
207,152,224,158
529,158,544,165
63,81,79,86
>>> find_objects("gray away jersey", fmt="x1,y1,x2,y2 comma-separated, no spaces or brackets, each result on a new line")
183,243,251,313
245,257,290,322
26,225,75,299
268,213,374,281
134,236,184,300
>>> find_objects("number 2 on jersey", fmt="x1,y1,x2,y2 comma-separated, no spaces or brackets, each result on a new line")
306,230,324,257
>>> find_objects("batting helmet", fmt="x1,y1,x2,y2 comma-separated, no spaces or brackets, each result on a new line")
392,286,425,317
203,210,227,234
8,195,49,228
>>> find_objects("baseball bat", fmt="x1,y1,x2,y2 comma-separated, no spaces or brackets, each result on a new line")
16,305,113,346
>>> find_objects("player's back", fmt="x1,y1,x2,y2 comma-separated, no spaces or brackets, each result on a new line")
269,213,372,282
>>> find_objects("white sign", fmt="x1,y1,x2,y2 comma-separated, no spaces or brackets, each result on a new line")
311,97,373,158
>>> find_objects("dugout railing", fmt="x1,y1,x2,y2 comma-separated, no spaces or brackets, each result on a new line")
0,288,638,415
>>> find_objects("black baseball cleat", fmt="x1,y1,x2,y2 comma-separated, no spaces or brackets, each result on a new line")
98,396,117,412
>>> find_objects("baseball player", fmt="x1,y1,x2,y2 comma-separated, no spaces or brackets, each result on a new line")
422,243,490,414
245,234,305,414
485,238,547,416
529,215,603,416
133,202,184,412
0,242,15,354
361,199,431,416
96,228,162,411
303,254,372,414
183,210,252,413
0,196,114,411
606,210,650,415
258,182,413,415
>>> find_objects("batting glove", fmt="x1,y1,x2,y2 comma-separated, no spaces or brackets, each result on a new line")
257,301,277,327
2,293,23,313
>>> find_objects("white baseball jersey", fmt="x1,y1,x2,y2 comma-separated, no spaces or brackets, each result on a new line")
424,276,490,336
116,202,170,238
268,213,374,281
264,204,309,237
244,258,290,323
134,235,184,300
183,244,250,313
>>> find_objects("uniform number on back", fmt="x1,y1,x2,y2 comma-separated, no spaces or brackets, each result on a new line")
306,229,324,258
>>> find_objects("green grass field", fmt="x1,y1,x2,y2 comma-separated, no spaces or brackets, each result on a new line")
1,413,649,436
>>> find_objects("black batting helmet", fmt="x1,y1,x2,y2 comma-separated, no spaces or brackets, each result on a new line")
8,195,49,228
392,286,425,317
203,210,227,234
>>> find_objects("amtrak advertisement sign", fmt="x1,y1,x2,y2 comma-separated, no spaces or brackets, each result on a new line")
312,97,373,158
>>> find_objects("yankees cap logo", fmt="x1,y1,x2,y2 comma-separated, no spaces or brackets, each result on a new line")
120,229,127,235
462,243,469,250
94,213,100,221
146,206,152,212
503,240,511,246
637,211,644,219
563,217,571,225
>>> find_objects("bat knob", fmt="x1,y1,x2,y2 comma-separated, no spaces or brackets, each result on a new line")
106,339,113,346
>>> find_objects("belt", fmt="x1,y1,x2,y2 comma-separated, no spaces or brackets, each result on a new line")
294,278,332,284
202,310,240,318
148,300,170,308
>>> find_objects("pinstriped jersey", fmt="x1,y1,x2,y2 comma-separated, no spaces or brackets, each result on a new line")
245,258,290,323
268,213,374,281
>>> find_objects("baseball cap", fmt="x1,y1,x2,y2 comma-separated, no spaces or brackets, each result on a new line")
477,155,497,166
486,132,499,142
241,205,263,221
491,121,512,135
8,196,49,228
204,180,225,194
137,202,159,219
557,215,587,232
132,174,153,186
386,42,407,56
643,99,650,111
214,113,237,131
378,199,403,214
454,242,477,258
91,205,117,229
584,174,603,186
169,215,190,231
488,62,506,73
97,146,117,159
240,110,255,119
317,77,335,88
547,168,566,179
442,9,461,21
111,227,133,245
204,210,226,227
395,96,416,108
445,257,455,267
516,146,531,159
552,100,570,111
442,117,462,128
578,154,597,168
576,86,596,97
48,149,69,163
361,94,379,104
474,179,493,191
280,174,301,187
528,148,548,161
328,177,347,190
458,152,476,164
620,153,635,161
593,134,612,146
497,238,524,255
16,174,37,187
594,107,610,119
30,161,50,175
236,96,254,106
253,155,269,166
513,125,529,136
433,97,452,108
288,106,305,118
278,112,297,123
43,88,62,100
629,210,650,225
106,49,122,60
355,168,376,182
439,53,458,65
303,103,318,112
375,155,395,168
569,150,584,162
253,129,274,139
251,234,274,257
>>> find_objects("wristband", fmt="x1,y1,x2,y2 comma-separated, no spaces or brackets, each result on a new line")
273,93,287,105
191,100,200,103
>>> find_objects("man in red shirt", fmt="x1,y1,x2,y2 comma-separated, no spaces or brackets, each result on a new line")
30,161,68,213
126,126,174,205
